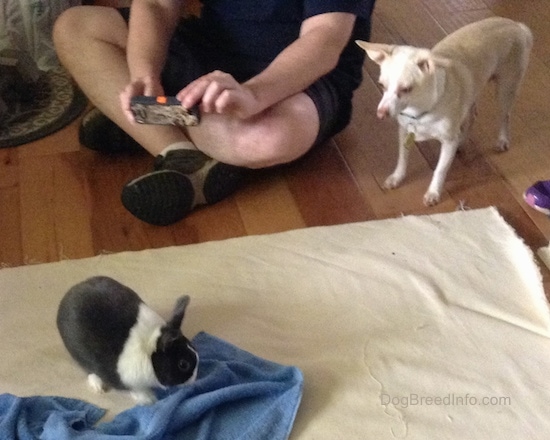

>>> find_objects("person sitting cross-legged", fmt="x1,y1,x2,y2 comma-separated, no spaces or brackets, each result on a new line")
53,0,376,226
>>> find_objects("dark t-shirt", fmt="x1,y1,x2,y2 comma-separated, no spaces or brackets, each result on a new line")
201,0,373,19
198,0,376,62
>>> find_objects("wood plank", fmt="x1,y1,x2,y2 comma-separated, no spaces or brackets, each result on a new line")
374,0,446,48
0,148,23,266
49,152,95,260
18,155,62,264
175,196,247,244
235,172,307,236
18,151,95,263
285,141,375,226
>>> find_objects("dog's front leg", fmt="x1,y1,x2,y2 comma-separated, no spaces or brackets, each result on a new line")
424,138,459,206
384,125,411,190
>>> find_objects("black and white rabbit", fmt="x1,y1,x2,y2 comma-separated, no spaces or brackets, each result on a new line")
57,276,199,404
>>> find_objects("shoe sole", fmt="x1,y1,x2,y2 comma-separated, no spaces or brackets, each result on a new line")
121,170,194,226
122,161,245,226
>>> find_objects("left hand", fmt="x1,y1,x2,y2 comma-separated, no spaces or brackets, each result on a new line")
176,70,262,120
119,75,165,123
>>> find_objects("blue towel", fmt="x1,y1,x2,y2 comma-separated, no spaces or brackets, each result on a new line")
0,332,303,440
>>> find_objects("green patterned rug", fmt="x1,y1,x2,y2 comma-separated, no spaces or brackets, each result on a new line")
0,66,87,148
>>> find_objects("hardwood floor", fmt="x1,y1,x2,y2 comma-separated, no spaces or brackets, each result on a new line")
2,0,550,295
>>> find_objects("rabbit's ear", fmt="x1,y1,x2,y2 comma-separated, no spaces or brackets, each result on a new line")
158,327,181,352
166,295,190,330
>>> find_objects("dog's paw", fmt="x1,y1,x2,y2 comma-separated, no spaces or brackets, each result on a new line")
495,138,509,152
384,174,403,189
423,191,441,206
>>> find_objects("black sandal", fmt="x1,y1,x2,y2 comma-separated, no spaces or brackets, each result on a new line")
79,108,142,154
122,149,246,225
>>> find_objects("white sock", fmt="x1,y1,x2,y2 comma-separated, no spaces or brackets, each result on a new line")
159,141,196,156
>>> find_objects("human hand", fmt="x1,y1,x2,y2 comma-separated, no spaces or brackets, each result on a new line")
120,76,165,123
176,70,261,120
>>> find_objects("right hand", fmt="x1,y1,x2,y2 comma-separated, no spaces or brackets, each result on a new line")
177,70,263,120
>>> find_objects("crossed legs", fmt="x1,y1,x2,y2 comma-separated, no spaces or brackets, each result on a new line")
53,5,320,169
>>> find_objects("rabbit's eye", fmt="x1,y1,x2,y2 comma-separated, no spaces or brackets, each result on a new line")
178,359,191,372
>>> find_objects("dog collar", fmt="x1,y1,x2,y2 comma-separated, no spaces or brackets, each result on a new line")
399,110,429,120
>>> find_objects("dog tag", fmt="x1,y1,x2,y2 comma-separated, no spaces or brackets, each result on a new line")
404,132,416,150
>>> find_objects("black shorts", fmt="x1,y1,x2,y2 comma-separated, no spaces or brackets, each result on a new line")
118,9,371,146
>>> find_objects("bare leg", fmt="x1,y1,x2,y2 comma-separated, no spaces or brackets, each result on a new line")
188,92,319,168
53,6,319,168
53,6,186,156
54,6,320,225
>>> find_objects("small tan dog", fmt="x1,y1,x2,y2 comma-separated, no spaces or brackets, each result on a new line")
357,17,533,205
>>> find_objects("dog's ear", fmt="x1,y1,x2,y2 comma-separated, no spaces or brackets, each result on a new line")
355,41,395,65
416,57,435,74
417,54,451,73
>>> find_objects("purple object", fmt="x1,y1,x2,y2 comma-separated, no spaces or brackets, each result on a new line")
524,181,550,215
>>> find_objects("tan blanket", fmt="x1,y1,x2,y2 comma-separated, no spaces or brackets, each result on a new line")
1,207,549,438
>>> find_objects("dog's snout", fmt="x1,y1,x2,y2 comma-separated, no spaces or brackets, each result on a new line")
377,106,389,119
377,93,396,119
